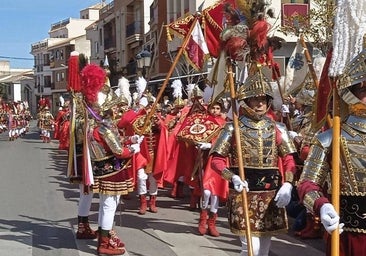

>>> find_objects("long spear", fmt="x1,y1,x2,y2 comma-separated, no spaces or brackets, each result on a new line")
140,16,199,133
330,77,340,256
299,34,319,89
299,34,333,130
227,58,253,256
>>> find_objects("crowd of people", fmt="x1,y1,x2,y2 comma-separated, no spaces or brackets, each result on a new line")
41,55,327,256
21,1,366,256
0,99,32,141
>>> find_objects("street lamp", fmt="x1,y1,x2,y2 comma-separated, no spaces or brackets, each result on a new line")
136,48,151,78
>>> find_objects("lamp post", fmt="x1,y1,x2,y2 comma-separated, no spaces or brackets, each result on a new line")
136,48,151,78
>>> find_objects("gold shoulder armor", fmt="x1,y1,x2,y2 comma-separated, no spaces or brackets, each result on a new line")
99,125,123,155
276,122,297,156
209,122,234,157
299,135,330,188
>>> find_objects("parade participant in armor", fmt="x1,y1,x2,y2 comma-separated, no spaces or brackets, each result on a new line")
65,51,98,242
23,101,32,134
164,84,202,201
54,100,71,150
165,80,187,198
66,92,99,241
118,78,167,215
80,63,141,255
281,85,323,239
8,103,18,141
197,101,228,237
0,103,7,133
210,71,297,256
297,45,366,256
37,105,54,143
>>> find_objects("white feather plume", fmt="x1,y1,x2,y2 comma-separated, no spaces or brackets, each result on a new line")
115,77,132,106
136,76,147,98
59,95,65,107
132,92,139,102
171,79,183,99
186,83,196,99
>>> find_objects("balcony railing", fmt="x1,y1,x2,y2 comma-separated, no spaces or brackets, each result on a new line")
126,21,142,38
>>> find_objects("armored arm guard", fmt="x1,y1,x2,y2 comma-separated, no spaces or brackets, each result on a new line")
276,122,297,157
99,124,131,158
210,122,234,181
298,130,331,214
209,122,234,157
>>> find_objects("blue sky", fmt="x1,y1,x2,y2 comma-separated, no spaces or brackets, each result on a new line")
0,0,106,69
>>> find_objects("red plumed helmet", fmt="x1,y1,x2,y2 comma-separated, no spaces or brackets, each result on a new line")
224,36,248,61
81,64,106,105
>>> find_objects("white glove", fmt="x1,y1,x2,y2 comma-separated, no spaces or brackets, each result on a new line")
288,131,299,140
232,175,249,193
129,143,140,154
131,135,144,144
198,142,212,150
281,104,290,117
274,182,293,208
320,203,344,234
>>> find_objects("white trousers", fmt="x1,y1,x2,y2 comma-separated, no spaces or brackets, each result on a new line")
239,236,271,256
98,194,120,230
137,168,158,195
77,184,93,217
202,189,219,213
41,129,50,138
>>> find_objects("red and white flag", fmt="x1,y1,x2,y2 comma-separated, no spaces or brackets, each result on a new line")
184,20,210,71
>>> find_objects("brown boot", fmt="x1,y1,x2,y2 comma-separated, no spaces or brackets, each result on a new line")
170,182,178,198
207,212,220,237
149,195,158,213
97,230,125,255
109,229,125,248
138,195,147,215
76,222,98,239
170,181,185,198
198,209,208,235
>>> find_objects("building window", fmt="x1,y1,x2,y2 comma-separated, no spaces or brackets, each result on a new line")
61,72,65,81
44,76,51,87
44,54,50,65
56,73,60,82
95,41,99,54
55,50,60,60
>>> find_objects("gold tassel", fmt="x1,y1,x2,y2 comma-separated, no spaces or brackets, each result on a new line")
166,25,172,41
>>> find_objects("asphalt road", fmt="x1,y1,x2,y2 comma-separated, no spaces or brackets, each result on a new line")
0,122,326,256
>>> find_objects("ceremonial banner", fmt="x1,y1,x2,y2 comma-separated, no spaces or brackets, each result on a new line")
313,49,333,131
167,16,209,71
284,40,308,94
185,20,210,71
177,100,221,144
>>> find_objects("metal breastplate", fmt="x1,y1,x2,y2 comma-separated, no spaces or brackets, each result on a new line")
211,117,278,168
340,116,366,194
236,117,278,168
